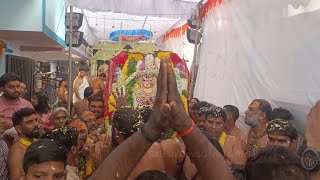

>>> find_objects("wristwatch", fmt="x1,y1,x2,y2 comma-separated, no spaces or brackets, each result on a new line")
301,148,320,171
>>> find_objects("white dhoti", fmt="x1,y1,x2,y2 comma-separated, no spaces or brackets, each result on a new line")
73,78,89,104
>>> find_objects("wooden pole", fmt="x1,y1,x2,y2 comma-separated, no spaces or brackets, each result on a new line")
67,6,73,112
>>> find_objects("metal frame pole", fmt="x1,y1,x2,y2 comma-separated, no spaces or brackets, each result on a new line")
67,6,73,112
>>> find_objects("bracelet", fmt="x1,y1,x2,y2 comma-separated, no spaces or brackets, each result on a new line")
140,124,159,143
178,121,195,137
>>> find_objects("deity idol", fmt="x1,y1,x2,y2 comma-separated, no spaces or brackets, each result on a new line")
133,55,160,109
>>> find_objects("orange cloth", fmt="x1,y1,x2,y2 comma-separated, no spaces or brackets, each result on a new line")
70,119,88,133
81,111,95,120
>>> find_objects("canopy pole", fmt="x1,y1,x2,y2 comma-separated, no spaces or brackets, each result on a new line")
67,6,73,112
191,0,203,98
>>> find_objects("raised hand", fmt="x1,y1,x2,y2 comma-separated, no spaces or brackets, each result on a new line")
144,58,171,138
111,87,129,109
165,57,192,134
305,100,320,148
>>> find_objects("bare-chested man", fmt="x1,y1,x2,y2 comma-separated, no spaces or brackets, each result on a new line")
8,108,40,180
223,105,247,146
58,79,68,108
244,99,272,158
92,73,106,95
204,106,246,166
85,68,92,86
71,87,93,118
73,68,90,104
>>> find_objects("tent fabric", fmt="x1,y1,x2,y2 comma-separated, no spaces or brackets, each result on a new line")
72,9,182,45
194,0,320,131
65,0,200,19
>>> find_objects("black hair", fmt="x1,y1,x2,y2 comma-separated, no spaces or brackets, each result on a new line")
271,107,294,121
139,106,153,123
245,146,309,180
191,101,211,111
41,126,78,151
205,107,227,122
23,139,68,173
223,105,240,121
254,99,272,121
99,73,106,78
191,98,200,103
0,73,21,87
135,170,176,180
202,130,225,157
79,68,86,72
33,90,51,115
59,79,67,87
88,94,104,105
266,119,298,141
12,108,36,126
113,108,143,139
84,87,94,99
85,68,90,72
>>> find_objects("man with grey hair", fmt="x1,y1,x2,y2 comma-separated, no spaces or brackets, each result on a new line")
244,99,272,158
51,107,69,129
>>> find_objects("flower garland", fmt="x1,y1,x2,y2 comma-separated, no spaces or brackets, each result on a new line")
219,131,227,145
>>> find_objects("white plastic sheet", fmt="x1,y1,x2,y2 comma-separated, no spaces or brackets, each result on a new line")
65,0,200,19
194,0,320,131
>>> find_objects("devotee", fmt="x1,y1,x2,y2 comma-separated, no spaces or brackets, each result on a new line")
81,111,98,130
23,139,68,180
90,57,233,180
196,107,208,131
245,146,309,180
0,73,33,129
244,99,272,158
189,101,211,130
51,107,69,129
223,105,247,146
188,98,199,109
266,119,298,152
70,119,106,179
271,107,305,155
73,68,90,104
31,90,53,131
8,108,40,180
111,107,185,179
71,87,93,118
88,95,105,128
204,106,246,166
58,79,68,108
92,73,107,95
0,110,9,180
271,107,294,121
84,68,92,86
41,126,80,180
19,82,27,99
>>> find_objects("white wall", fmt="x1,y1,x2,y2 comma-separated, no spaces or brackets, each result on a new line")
194,0,320,131
45,0,66,42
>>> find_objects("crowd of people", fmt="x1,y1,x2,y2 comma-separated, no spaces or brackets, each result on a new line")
0,58,320,180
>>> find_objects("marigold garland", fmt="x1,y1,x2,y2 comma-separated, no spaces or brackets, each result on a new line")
219,131,227,145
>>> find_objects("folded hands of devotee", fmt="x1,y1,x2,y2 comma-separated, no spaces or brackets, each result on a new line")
144,57,192,139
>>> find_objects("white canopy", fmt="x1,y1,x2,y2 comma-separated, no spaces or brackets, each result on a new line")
65,0,200,19
65,0,203,45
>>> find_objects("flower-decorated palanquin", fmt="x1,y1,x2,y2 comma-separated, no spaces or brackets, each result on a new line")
104,51,190,138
